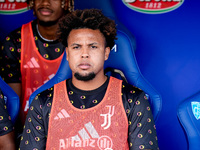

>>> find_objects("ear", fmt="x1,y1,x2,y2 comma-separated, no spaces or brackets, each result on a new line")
104,47,110,61
66,47,69,60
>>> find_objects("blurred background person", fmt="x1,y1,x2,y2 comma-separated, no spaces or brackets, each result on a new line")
0,88,15,150
0,0,74,147
0,0,74,124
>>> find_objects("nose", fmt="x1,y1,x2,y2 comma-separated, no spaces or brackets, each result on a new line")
41,0,50,6
81,48,89,58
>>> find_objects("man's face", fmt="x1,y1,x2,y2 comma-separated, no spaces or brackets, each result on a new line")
34,0,64,23
66,28,110,81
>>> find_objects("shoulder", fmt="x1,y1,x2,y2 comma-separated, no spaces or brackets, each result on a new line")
30,86,54,113
5,27,22,41
122,81,147,101
27,87,54,129
1,26,22,51
121,81,150,111
2,20,35,45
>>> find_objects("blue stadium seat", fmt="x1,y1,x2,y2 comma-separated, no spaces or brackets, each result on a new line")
177,92,200,150
29,28,162,123
0,76,20,124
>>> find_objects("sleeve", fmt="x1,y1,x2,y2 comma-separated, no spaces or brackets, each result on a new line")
0,28,22,83
19,94,48,150
122,83,159,150
0,89,13,136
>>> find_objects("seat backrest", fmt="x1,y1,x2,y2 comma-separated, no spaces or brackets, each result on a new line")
177,92,200,150
0,76,20,124
105,30,162,122
29,28,162,123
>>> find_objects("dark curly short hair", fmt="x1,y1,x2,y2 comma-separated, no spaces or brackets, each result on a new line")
57,9,117,49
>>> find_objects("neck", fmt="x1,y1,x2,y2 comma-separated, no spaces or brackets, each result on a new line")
37,22,58,41
72,74,107,91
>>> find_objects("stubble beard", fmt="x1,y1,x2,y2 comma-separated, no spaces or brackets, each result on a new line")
74,72,96,81
38,20,58,27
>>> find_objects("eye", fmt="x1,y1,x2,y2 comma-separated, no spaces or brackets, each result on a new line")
91,45,97,49
72,46,80,49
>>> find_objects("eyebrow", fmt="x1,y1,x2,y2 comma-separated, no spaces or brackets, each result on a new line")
70,43,80,47
70,42,99,47
89,42,98,46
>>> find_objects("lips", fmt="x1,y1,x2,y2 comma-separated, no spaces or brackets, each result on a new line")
78,63,91,70
38,8,53,16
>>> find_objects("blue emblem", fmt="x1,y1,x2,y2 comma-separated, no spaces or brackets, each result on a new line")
4,95,7,104
145,94,149,100
111,44,117,52
191,102,200,120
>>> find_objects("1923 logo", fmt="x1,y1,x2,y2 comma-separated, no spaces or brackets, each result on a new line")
122,0,184,14
0,0,28,15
